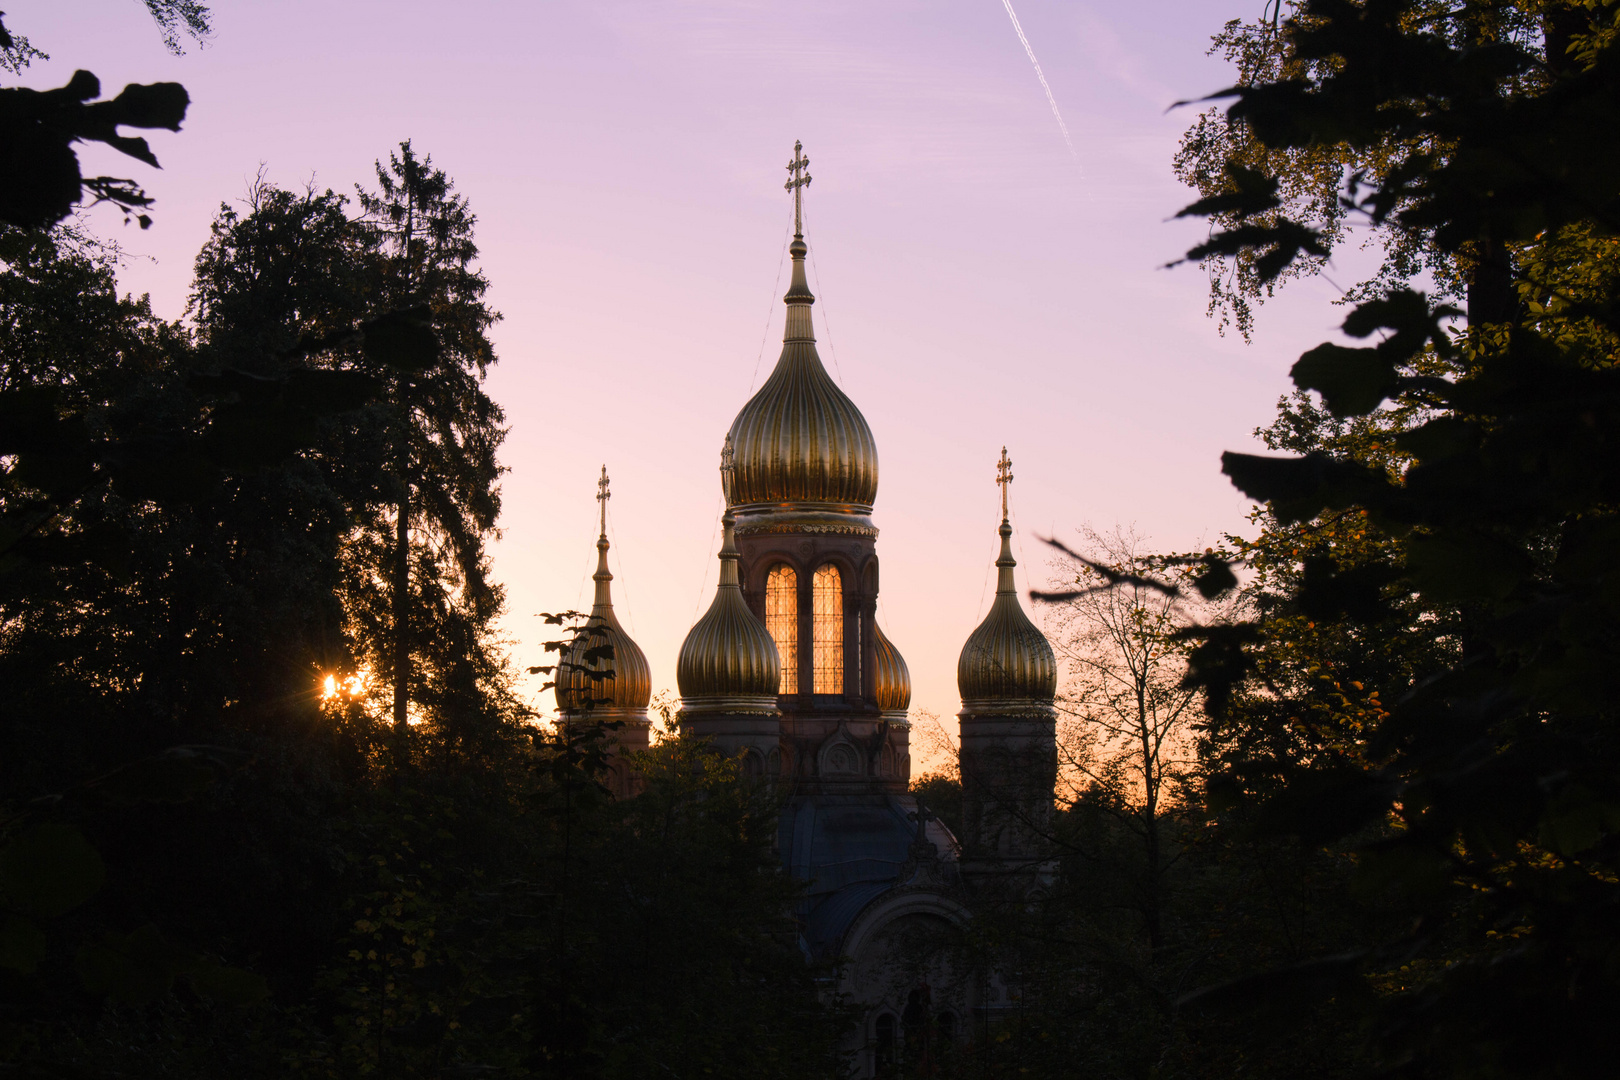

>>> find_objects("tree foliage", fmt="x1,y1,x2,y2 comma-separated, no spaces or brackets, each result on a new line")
1165,2,1620,1075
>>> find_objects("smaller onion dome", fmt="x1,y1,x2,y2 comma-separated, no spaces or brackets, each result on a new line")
557,468,652,718
677,503,781,714
957,449,1056,710
873,621,912,714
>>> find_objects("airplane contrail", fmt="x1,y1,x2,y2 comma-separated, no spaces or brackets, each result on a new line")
998,0,1079,162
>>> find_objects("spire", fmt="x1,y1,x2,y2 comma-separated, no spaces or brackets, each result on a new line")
558,465,652,717
592,465,614,613
783,140,816,342
956,444,1056,707
994,446,1017,595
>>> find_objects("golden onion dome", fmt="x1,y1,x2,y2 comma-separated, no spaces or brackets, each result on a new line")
677,508,781,713
958,450,1056,710
724,234,878,518
873,621,912,714
557,469,652,718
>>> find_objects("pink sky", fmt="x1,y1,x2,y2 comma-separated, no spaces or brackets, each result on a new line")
20,0,1353,761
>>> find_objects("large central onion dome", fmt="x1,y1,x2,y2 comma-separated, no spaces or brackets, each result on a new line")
958,456,1056,710
677,507,781,714
557,469,652,718
724,235,878,517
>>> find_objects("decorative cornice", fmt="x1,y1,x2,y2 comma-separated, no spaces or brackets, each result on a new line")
678,695,782,719
957,700,1059,720
558,706,652,726
734,520,879,538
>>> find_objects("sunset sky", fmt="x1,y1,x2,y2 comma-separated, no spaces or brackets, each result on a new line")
22,0,1358,758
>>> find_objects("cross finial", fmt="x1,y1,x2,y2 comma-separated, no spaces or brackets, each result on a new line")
908,802,938,852
996,446,1013,520
596,465,611,536
719,434,735,501
784,140,812,237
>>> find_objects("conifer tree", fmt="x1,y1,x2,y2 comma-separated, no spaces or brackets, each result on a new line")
354,142,507,753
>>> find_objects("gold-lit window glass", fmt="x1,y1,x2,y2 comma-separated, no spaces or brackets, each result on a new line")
765,565,798,695
813,564,843,694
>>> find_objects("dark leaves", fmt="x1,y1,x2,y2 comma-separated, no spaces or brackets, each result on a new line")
0,70,189,229
78,745,248,806
0,824,105,919
1173,163,1282,220
361,305,442,372
1177,218,1331,285
1291,343,1397,417
1220,450,1389,524
74,924,265,1006
1179,952,1365,1015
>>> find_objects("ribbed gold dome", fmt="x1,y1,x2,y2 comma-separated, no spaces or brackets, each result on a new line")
677,509,781,711
958,513,1056,709
556,616,651,715
873,621,911,714
557,469,652,717
724,236,878,514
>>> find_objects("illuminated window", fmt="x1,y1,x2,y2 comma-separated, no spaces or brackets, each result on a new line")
765,565,798,694
813,563,843,693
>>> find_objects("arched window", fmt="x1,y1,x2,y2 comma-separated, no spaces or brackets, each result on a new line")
765,565,798,694
813,563,843,693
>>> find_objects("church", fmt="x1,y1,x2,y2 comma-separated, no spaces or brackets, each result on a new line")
555,144,1059,1077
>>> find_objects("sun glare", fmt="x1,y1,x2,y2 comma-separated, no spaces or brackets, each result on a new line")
320,670,370,702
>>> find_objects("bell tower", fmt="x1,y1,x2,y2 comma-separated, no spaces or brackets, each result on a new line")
955,448,1058,889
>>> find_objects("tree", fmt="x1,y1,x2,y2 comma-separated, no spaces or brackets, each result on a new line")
188,159,513,764
1044,525,1205,952
1166,2,1620,1074
1171,1,1548,338
354,142,506,752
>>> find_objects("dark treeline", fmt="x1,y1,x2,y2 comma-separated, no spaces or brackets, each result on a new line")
6,1,1620,1079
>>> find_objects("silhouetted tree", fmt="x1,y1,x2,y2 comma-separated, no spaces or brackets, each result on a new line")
354,142,506,754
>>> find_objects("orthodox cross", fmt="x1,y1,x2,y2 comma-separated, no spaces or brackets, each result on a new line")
784,140,812,236
719,434,735,498
996,446,1014,519
596,465,611,536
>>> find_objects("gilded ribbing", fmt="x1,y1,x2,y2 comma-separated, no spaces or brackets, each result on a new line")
677,512,782,700
725,237,879,511
873,621,912,712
